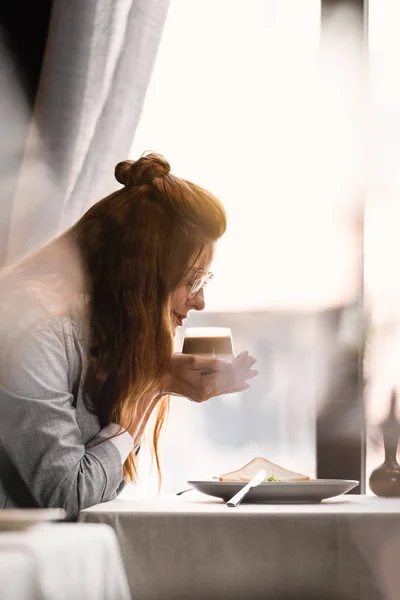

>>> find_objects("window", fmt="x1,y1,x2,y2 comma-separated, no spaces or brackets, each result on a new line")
365,0,400,488
130,0,364,494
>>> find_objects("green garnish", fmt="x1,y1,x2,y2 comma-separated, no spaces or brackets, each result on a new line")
266,474,279,482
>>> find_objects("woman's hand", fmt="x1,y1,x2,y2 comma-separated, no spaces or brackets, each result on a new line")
161,351,258,403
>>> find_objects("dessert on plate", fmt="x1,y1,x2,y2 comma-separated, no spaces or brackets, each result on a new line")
219,457,311,482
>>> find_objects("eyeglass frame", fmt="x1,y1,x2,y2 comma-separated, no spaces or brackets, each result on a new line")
187,267,214,299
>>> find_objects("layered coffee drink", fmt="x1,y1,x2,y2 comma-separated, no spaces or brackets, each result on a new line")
182,327,234,361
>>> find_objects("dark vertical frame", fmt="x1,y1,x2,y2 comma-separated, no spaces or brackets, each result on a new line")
0,2,53,268
0,2,53,106
316,0,367,493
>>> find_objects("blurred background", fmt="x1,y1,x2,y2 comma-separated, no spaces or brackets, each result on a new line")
1,0,399,496
133,0,365,493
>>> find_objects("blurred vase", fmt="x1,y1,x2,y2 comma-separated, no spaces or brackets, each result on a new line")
369,390,400,497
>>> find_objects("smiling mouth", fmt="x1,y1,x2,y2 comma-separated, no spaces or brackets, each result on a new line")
173,312,186,327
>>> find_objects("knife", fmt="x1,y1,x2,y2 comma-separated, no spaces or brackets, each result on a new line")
226,469,267,507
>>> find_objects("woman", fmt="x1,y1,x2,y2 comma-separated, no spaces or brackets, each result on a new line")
0,153,257,517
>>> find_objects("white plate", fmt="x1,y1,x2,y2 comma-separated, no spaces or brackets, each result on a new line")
187,479,359,503
0,508,67,531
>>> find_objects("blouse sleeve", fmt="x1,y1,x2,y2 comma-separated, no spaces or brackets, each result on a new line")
0,320,126,518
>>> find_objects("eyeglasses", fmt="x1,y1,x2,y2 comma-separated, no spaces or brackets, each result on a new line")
188,268,214,299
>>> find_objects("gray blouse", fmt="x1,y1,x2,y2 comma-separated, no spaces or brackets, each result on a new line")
0,287,132,518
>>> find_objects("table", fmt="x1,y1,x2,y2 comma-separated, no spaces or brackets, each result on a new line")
79,494,400,600
0,522,131,600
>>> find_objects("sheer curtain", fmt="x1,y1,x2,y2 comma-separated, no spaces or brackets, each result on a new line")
3,0,170,263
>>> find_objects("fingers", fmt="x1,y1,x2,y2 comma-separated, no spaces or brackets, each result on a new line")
233,351,249,366
244,368,258,381
234,351,257,369
190,355,234,373
232,352,257,377
185,351,256,374
189,375,253,403
169,351,258,403
197,363,258,401
199,351,258,397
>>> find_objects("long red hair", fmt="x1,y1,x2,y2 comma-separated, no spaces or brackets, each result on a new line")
69,153,227,481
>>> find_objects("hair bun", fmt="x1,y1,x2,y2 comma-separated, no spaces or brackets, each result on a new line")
115,153,171,187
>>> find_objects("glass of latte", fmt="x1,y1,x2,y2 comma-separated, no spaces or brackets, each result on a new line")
182,327,234,372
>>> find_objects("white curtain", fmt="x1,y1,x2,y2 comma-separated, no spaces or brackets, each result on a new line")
3,0,170,263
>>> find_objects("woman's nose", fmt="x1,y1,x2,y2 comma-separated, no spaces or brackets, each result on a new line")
189,287,205,311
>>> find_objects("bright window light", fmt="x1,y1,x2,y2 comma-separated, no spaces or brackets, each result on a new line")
131,0,361,313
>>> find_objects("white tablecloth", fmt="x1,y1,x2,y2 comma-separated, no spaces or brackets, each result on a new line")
79,494,400,600
0,522,131,600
